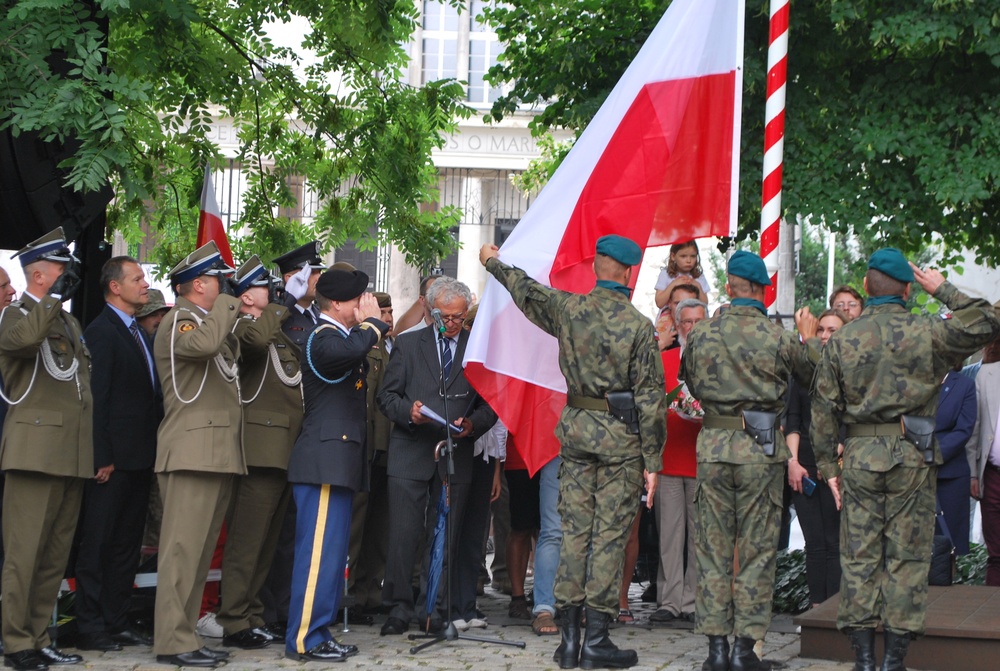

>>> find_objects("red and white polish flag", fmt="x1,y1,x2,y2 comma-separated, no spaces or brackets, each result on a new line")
464,0,745,475
197,164,235,267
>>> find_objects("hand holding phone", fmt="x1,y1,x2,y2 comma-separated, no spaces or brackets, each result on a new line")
802,476,817,497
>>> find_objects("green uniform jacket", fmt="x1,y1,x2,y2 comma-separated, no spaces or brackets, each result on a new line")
485,258,666,473
365,338,392,460
153,295,246,475
679,304,819,464
811,282,1000,477
0,294,93,477
235,305,303,470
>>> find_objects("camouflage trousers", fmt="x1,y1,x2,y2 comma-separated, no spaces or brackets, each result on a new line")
837,465,935,635
695,462,783,640
553,443,643,616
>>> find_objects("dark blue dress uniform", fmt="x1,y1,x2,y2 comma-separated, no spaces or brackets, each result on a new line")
285,310,388,658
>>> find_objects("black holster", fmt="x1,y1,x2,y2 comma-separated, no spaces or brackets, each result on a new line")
605,390,640,435
742,410,777,456
900,415,936,463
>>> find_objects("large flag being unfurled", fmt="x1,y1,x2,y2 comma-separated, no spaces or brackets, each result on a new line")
464,0,745,475
197,165,235,267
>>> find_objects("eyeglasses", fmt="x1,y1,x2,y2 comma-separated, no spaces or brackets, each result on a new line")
834,301,861,310
440,313,466,324
678,319,699,327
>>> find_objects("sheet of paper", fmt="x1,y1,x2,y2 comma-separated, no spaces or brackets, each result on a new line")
419,405,462,432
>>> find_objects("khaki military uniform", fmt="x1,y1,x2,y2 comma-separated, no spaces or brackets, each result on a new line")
153,294,245,655
484,258,666,615
679,305,819,640
811,282,1000,635
347,337,392,609
217,305,304,635
0,294,92,653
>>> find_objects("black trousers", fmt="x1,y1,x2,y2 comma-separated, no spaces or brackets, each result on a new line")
74,469,152,633
791,479,841,605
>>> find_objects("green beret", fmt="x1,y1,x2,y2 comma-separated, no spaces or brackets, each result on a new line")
727,250,771,286
595,235,642,266
868,248,914,282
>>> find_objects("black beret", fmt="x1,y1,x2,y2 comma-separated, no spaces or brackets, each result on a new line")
316,269,369,302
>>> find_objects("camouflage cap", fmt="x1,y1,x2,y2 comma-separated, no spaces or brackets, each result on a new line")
868,248,914,283
727,250,771,286
596,235,642,266
136,288,170,318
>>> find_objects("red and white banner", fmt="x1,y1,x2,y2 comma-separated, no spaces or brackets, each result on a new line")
464,0,745,475
197,165,235,267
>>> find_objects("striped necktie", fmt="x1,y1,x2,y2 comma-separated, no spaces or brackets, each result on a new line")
440,336,453,380
130,321,155,385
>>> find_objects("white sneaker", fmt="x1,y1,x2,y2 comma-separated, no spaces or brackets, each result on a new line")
451,618,470,631
466,617,488,629
196,612,223,638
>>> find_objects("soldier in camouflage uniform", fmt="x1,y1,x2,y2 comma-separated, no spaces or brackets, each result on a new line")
811,249,1000,671
480,236,666,670
679,250,819,671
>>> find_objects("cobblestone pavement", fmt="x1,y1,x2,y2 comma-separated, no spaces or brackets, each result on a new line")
56,582,859,671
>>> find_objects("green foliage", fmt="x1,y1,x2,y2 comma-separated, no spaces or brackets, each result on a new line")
483,0,1000,267
955,542,987,586
772,549,811,614
1,0,470,270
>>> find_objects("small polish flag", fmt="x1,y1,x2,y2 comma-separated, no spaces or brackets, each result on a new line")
464,0,745,474
197,165,235,267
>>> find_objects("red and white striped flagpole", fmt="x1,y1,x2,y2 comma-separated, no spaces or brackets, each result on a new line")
760,0,789,310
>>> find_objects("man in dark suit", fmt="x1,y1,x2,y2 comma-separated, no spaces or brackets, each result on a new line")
74,257,163,652
284,268,389,662
376,276,497,636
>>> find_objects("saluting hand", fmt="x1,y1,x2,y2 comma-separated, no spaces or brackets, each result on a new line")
794,307,818,340
355,292,381,323
910,263,946,295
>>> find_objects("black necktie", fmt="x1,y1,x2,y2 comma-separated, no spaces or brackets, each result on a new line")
440,337,453,380
130,321,155,385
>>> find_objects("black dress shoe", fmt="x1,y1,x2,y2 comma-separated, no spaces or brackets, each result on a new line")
4,650,48,671
379,617,408,636
197,647,230,661
36,648,81,666
327,639,358,657
74,632,122,652
334,607,373,626
155,651,219,667
249,627,275,642
221,629,270,650
262,621,286,638
109,628,152,647
284,641,346,663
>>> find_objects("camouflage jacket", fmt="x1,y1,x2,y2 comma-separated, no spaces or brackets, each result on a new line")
811,282,1000,477
485,258,667,473
678,305,819,464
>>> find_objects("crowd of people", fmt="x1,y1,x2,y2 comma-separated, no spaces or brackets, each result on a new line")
0,228,998,671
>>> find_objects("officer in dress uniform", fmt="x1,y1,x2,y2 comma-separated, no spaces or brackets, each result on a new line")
679,251,819,671
152,242,246,668
284,268,389,662
0,228,91,671
812,249,1000,671
479,237,667,670
216,256,305,649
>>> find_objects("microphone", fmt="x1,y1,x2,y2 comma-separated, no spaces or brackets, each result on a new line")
431,308,447,334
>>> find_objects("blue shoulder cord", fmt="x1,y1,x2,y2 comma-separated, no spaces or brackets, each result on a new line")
305,325,351,385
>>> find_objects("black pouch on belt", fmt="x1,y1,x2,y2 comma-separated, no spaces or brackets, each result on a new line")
605,390,640,435
900,415,936,463
741,410,777,456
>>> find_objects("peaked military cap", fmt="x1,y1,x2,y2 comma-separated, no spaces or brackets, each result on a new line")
136,288,170,318
233,255,273,295
316,268,369,302
13,227,76,267
727,250,772,286
868,248,914,283
595,235,642,266
273,241,326,275
168,241,235,286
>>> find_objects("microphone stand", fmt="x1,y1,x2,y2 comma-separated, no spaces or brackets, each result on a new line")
408,326,525,654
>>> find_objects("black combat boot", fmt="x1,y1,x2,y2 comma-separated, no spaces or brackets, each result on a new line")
845,628,877,671
730,636,772,671
880,630,912,671
554,606,583,669
702,635,730,671
578,607,638,669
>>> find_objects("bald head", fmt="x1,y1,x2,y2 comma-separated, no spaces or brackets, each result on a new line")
0,267,15,307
